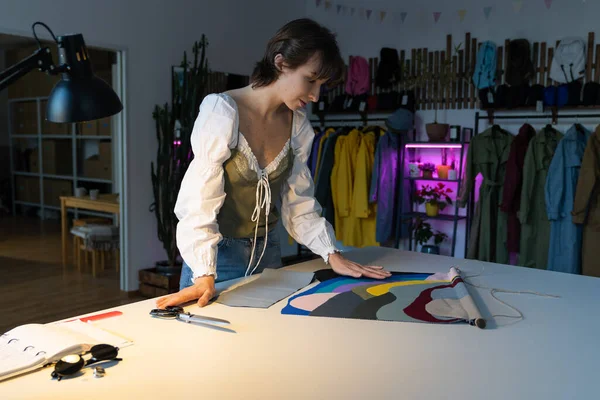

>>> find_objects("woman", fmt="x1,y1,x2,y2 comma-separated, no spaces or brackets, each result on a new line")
157,18,391,309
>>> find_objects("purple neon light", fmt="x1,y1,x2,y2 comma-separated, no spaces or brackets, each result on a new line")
406,144,462,149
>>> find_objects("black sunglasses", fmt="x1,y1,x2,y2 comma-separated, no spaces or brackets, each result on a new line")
51,344,121,381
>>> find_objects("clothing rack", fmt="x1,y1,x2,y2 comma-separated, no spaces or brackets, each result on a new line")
299,114,399,258
471,110,600,247
309,116,389,127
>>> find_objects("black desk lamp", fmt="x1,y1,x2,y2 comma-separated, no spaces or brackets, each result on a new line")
0,22,123,123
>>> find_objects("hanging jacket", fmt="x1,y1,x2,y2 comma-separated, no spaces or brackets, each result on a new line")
458,126,513,263
519,126,563,270
350,131,378,247
370,131,404,244
500,123,536,253
345,56,370,96
505,39,534,86
545,124,591,274
473,41,497,90
375,48,401,89
572,126,600,277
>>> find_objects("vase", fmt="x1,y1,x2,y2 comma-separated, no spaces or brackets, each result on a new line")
422,170,433,179
437,165,450,179
426,203,439,217
425,123,449,141
421,245,440,255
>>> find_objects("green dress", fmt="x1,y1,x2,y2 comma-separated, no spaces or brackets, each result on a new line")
518,126,563,269
458,126,513,263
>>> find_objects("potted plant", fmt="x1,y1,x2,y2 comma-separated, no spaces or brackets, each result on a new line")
150,35,210,272
413,217,448,255
414,183,453,217
419,162,436,179
437,148,450,179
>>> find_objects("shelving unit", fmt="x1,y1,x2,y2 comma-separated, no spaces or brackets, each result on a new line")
8,96,114,220
396,132,471,257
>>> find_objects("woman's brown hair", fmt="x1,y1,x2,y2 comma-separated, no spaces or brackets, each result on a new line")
251,18,344,88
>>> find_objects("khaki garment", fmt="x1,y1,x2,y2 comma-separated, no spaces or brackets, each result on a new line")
218,147,294,238
572,126,600,277
518,126,563,270
458,126,513,263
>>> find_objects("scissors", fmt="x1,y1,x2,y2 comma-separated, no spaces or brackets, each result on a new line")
149,306,231,330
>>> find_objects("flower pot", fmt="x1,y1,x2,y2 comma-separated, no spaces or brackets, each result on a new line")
425,203,439,217
421,245,440,255
422,170,433,179
437,165,450,179
448,169,457,180
426,123,449,142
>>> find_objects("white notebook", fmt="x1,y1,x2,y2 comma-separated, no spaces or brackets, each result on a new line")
0,320,132,382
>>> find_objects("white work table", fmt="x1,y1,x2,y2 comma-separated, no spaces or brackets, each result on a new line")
2,247,599,400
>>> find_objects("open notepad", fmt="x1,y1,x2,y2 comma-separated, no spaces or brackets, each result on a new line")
0,320,132,382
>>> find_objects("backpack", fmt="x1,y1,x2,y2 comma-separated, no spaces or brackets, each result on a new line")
376,48,401,89
345,56,370,96
550,37,586,83
505,39,534,86
473,41,497,90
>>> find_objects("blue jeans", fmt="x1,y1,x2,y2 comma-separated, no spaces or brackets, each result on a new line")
179,233,283,290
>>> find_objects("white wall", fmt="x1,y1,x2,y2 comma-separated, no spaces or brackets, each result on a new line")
305,0,600,259
0,49,7,147
0,0,305,290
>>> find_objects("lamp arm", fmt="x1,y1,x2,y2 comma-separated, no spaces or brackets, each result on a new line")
0,46,64,93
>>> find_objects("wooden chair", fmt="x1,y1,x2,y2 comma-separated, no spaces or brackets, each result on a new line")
70,218,119,277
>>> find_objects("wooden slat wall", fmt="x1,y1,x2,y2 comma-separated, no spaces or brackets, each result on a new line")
463,32,471,109
470,37,477,108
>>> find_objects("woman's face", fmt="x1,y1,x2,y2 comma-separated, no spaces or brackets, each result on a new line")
275,52,329,111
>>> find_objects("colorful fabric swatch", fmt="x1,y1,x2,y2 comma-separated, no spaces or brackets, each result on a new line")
281,267,485,328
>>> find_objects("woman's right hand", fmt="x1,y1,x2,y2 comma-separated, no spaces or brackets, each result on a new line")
155,275,216,309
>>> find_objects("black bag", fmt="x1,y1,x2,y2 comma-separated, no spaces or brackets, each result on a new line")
376,48,401,89
526,84,545,106
377,91,400,110
506,39,534,86
566,81,582,106
583,82,600,106
495,84,509,108
506,84,528,109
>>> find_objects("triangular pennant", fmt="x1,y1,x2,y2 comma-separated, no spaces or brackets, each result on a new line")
380,11,387,22
513,0,523,12
458,9,467,22
401,11,408,23
351,7,355,16
366,9,372,20
316,0,322,8
337,4,342,14
484,6,493,19
324,0,332,10
342,5,348,15
433,11,442,23
545,0,552,9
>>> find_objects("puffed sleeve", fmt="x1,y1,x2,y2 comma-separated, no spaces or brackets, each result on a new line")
174,94,238,283
280,110,340,262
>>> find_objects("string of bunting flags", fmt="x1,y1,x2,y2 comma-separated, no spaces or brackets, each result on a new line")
313,0,564,24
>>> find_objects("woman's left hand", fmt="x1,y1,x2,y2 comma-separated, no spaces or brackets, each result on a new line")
327,253,391,279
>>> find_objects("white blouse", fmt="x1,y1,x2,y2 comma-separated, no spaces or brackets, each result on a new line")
174,93,339,282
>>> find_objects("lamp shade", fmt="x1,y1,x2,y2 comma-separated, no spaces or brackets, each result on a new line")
46,33,123,123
